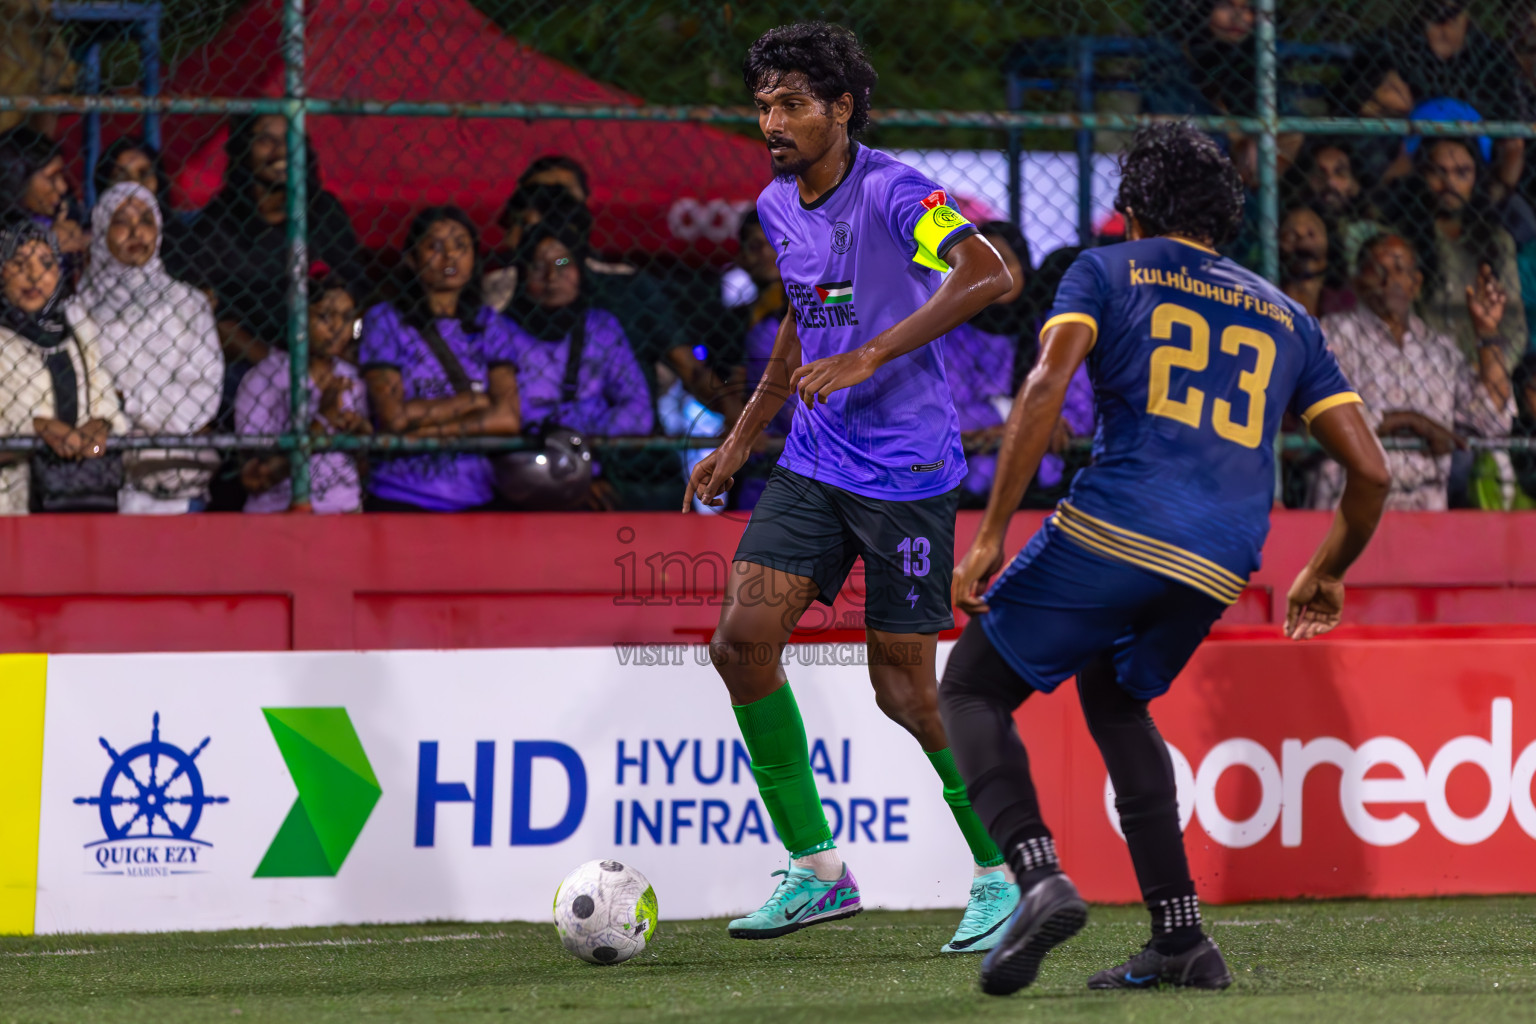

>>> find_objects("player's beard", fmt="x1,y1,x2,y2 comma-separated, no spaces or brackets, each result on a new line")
768,143,814,182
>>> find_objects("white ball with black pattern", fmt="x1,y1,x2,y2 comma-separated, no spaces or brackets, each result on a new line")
552,859,658,965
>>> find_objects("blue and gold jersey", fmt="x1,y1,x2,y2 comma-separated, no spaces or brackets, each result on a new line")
1043,237,1359,603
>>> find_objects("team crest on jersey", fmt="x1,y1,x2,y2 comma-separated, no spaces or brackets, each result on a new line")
921,189,948,210
831,221,853,254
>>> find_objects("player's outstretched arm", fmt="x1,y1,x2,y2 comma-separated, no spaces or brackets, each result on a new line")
952,319,1094,615
790,233,1012,406
682,313,802,511
1285,403,1391,640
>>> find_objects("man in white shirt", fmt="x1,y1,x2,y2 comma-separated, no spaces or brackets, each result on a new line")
1313,232,1513,510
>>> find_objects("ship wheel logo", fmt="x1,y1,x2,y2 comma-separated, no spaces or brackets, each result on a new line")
74,712,229,845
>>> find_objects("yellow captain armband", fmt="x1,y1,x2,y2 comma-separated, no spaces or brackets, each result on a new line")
911,201,975,272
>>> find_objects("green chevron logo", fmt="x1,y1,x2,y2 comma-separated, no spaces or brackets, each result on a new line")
255,708,381,878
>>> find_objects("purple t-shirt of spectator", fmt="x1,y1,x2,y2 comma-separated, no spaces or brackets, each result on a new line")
359,302,515,510
944,321,1094,494
743,315,795,437
501,308,655,437
234,352,365,513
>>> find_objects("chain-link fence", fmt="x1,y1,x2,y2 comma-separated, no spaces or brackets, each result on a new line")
1,0,1535,514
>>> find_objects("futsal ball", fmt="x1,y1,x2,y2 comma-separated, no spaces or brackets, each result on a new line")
552,859,658,964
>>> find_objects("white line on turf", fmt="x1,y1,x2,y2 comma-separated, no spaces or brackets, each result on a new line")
3,931,511,958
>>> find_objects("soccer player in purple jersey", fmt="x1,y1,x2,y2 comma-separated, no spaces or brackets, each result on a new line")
682,22,1020,951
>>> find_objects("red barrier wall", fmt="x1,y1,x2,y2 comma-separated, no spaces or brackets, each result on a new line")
1042,636,1536,902
0,511,1532,653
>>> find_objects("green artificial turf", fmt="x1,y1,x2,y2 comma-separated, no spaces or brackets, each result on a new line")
2,898,1534,1023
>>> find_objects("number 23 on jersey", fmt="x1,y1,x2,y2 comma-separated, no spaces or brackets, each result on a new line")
1145,302,1276,449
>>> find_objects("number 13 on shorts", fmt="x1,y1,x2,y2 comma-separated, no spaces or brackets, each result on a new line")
898,536,931,576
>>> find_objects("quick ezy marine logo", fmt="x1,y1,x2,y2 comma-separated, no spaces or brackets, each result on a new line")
74,711,228,877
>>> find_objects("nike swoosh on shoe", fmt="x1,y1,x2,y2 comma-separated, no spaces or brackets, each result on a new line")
945,915,1010,951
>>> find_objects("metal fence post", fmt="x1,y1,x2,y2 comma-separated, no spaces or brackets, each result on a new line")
1256,0,1279,286
1256,0,1283,501
282,0,311,509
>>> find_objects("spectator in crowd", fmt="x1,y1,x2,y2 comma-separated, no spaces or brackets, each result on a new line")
1328,41,1416,192
518,154,589,204
1387,135,1527,368
1405,100,1536,247
495,163,745,432
1390,1,1528,200
1296,141,1389,279
721,210,786,329
728,209,791,427
1279,204,1354,319
1511,353,1536,504
0,127,88,270
235,265,367,514
93,138,198,286
1140,0,1301,186
484,182,573,312
0,219,126,514
79,183,223,514
945,226,1091,506
360,205,520,512
188,115,361,413
503,219,654,510
1312,233,1513,511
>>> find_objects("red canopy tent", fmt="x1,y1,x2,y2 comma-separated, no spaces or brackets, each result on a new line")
153,0,770,258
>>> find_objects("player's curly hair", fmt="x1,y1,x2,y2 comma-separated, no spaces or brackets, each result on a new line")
1114,122,1246,246
743,22,878,137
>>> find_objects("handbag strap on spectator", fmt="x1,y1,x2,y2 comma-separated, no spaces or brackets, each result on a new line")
420,320,477,395
560,310,587,407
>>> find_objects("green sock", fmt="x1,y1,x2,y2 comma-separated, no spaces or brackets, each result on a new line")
927,747,1004,867
733,684,834,859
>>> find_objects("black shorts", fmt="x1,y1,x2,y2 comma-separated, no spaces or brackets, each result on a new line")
734,466,959,634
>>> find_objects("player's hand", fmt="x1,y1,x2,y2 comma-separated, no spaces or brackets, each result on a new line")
952,534,1006,617
682,442,748,511
1284,567,1345,640
790,348,879,406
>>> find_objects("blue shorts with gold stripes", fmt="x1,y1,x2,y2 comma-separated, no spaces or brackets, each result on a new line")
977,519,1229,700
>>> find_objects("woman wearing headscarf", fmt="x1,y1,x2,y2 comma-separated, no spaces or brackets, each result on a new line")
0,219,127,514
93,138,199,287
79,183,223,513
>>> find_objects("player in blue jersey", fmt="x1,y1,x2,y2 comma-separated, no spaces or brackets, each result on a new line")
682,23,1021,952
938,122,1391,995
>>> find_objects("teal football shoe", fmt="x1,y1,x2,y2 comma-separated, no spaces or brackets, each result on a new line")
728,862,862,939
942,872,1021,953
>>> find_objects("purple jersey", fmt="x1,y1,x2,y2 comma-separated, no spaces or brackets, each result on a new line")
757,144,977,499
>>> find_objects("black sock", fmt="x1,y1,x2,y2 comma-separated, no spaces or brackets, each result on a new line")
1148,888,1204,954
1007,834,1061,890
1076,655,1205,954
